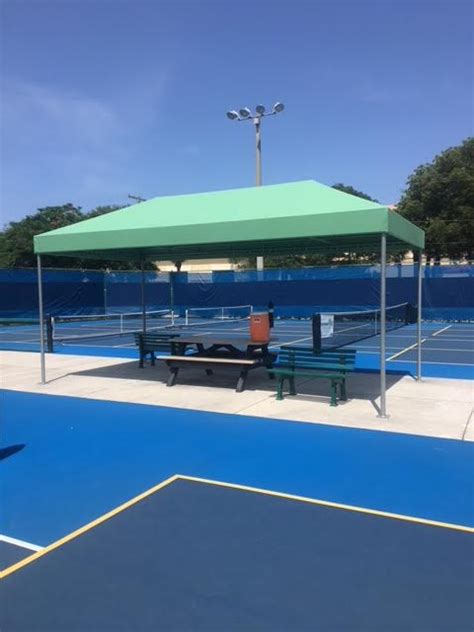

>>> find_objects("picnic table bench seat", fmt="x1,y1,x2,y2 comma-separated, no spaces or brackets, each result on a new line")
268,346,357,406
134,332,180,368
155,352,267,392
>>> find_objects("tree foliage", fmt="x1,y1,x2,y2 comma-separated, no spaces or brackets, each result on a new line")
0,204,156,270
397,138,474,261
331,183,378,203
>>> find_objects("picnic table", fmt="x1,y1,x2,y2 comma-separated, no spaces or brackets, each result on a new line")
156,334,277,392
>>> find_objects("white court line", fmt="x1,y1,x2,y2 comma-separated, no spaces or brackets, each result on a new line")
421,337,474,342
386,324,459,362
432,325,453,337
361,352,474,367
411,347,474,353
387,339,427,362
270,335,313,349
0,534,43,551
390,360,474,367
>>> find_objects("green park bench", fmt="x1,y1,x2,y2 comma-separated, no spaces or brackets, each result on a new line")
134,332,180,368
268,346,357,406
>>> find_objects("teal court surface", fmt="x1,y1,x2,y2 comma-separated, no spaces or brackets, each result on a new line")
1,387,473,631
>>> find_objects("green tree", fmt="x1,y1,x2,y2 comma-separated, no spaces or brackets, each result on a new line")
331,183,378,203
0,204,83,268
0,204,157,270
397,138,474,262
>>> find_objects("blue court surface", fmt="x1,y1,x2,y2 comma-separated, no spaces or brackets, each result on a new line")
1,316,473,379
1,390,473,630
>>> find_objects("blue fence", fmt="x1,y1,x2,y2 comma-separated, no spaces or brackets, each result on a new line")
1,265,473,321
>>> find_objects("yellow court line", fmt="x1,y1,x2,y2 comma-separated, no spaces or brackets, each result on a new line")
0,474,180,580
179,475,474,534
2,473,472,580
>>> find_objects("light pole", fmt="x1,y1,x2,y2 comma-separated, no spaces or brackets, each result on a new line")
227,102,285,271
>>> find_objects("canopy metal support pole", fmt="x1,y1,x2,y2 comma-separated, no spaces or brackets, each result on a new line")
378,233,388,418
37,255,46,384
140,260,146,333
254,117,264,273
416,250,423,380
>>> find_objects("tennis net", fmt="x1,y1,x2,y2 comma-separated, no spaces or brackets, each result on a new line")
184,304,253,326
51,309,175,344
0,317,53,352
313,302,415,351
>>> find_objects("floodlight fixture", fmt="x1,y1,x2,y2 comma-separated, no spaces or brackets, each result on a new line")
239,107,252,118
226,101,285,272
272,101,285,113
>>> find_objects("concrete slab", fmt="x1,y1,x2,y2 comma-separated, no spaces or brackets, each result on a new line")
1,350,472,441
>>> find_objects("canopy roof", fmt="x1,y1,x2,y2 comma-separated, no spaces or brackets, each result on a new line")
34,180,424,261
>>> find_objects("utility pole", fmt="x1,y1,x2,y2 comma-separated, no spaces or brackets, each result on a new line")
128,194,146,203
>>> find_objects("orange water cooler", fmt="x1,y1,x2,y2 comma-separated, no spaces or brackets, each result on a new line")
250,312,270,342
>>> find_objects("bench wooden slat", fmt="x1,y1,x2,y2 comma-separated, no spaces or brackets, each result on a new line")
270,368,345,379
280,346,357,357
279,349,356,357
134,332,180,368
277,350,356,358
271,362,353,372
156,355,258,365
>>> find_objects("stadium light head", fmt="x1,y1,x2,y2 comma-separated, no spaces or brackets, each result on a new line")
272,101,285,113
255,104,265,115
226,110,239,120
239,107,252,118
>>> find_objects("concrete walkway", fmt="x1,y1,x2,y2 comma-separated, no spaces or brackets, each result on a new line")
2,351,473,441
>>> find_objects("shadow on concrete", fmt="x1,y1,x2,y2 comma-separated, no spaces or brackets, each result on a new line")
72,359,406,406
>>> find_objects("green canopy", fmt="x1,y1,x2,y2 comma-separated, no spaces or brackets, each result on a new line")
34,180,424,260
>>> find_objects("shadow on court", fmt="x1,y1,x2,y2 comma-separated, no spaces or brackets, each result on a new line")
0,444,26,461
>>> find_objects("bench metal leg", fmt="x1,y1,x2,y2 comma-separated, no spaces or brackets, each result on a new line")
340,379,347,401
330,380,338,406
151,352,155,367
236,370,248,393
289,376,297,396
266,361,275,380
139,352,145,368
276,377,284,401
167,367,179,387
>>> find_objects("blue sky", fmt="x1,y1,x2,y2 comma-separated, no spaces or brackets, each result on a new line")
1,0,472,223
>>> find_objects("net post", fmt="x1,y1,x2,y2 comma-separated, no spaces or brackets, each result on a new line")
169,271,175,323
312,313,322,353
37,255,46,384
416,251,423,381
103,270,108,314
46,315,54,353
378,234,388,418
